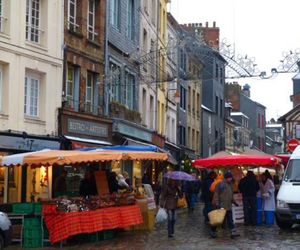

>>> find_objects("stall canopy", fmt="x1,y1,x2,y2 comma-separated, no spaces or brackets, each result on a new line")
192,154,282,169
275,154,291,166
0,149,168,167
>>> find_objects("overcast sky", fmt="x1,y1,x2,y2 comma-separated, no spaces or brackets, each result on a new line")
170,0,300,120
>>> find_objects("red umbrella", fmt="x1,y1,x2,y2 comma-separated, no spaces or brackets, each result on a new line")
192,155,282,169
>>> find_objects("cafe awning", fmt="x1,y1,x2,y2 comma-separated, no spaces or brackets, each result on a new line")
0,150,168,167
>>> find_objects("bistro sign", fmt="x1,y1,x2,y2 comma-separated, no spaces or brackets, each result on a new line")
67,118,108,138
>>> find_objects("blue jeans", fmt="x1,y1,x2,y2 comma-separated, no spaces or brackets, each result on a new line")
167,209,176,235
186,193,197,210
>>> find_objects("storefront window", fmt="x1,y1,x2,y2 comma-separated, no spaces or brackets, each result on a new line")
7,166,21,203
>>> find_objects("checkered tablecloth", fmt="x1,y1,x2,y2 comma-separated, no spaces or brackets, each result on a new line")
43,204,143,244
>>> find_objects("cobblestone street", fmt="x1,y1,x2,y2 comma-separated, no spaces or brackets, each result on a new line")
7,206,300,250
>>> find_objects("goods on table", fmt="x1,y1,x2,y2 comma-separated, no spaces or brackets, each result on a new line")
23,218,42,248
55,192,135,213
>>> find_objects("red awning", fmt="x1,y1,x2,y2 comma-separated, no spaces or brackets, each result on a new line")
192,155,282,169
275,154,291,166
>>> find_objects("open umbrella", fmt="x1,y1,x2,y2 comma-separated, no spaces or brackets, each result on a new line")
164,171,195,181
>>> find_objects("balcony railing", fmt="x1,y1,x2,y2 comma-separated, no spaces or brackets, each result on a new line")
109,101,141,123
62,97,104,116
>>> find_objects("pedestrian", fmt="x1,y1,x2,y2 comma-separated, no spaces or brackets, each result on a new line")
260,172,276,225
201,171,217,224
238,171,260,226
184,178,197,213
79,170,98,197
160,178,183,238
142,172,151,185
211,172,240,239
53,169,68,198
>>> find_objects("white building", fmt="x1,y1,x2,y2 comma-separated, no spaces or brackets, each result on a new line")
139,0,158,131
0,0,63,138
166,15,178,145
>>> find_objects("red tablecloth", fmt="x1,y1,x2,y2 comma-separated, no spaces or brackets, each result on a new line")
43,204,143,244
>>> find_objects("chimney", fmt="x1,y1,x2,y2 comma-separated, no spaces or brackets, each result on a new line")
200,23,202,27
205,22,208,27
213,21,216,28
242,84,251,98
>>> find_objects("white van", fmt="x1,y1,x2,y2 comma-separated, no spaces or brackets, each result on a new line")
276,145,300,229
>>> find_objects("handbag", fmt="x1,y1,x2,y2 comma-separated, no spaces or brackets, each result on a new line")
155,207,168,224
208,208,227,226
177,194,187,208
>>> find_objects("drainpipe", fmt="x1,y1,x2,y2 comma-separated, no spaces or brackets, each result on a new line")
104,0,110,116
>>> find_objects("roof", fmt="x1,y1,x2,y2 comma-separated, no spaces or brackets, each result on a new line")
278,103,300,122
231,112,249,119
292,73,300,80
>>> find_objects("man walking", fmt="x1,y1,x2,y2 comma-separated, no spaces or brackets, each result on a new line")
211,172,240,239
238,171,260,226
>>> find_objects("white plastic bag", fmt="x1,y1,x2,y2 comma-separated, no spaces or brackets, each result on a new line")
155,207,168,224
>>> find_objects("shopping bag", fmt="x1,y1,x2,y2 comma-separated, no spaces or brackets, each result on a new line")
208,208,227,226
155,208,168,224
177,195,187,208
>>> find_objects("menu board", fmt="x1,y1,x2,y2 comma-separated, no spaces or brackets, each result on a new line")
95,171,109,195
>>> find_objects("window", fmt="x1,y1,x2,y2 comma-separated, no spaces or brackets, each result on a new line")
66,65,75,108
151,0,156,25
111,0,120,29
68,0,78,31
142,88,146,123
180,85,186,110
0,0,3,32
215,63,219,79
188,127,191,148
87,0,97,41
215,96,219,114
124,72,135,110
262,115,265,128
26,0,41,43
180,49,187,71
150,95,154,130
220,99,223,117
126,0,134,40
86,72,95,112
257,114,261,128
109,62,121,102
208,115,212,134
179,126,186,146
220,67,223,83
24,75,39,117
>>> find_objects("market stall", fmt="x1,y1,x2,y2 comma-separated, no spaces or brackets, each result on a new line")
193,154,282,225
0,149,168,247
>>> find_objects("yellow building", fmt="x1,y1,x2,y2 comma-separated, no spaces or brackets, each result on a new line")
156,0,170,136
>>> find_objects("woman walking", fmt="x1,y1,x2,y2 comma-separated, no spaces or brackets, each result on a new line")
160,179,183,238
261,172,276,225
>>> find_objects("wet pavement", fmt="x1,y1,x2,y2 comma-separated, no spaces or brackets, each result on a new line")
7,205,300,250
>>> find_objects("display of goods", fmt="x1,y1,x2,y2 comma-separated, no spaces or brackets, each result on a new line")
23,237,42,248
55,192,136,213
34,203,43,215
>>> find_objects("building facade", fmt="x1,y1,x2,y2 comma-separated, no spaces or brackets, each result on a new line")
59,0,113,149
139,0,158,132
0,0,63,202
265,123,284,154
225,83,266,151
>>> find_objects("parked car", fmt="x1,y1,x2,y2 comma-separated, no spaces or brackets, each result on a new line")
0,212,11,249
276,145,300,229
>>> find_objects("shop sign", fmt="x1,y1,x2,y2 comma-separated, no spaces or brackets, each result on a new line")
152,133,165,148
0,135,60,151
67,118,108,138
287,138,299,152
113,122,152,142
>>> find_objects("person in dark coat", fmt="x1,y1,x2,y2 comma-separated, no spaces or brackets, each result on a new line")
108,172,119,194
53,169,68,198
79,170,97,197
184,174,200,213
160,179,183,238
238,171,260,225
201,171,217,224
